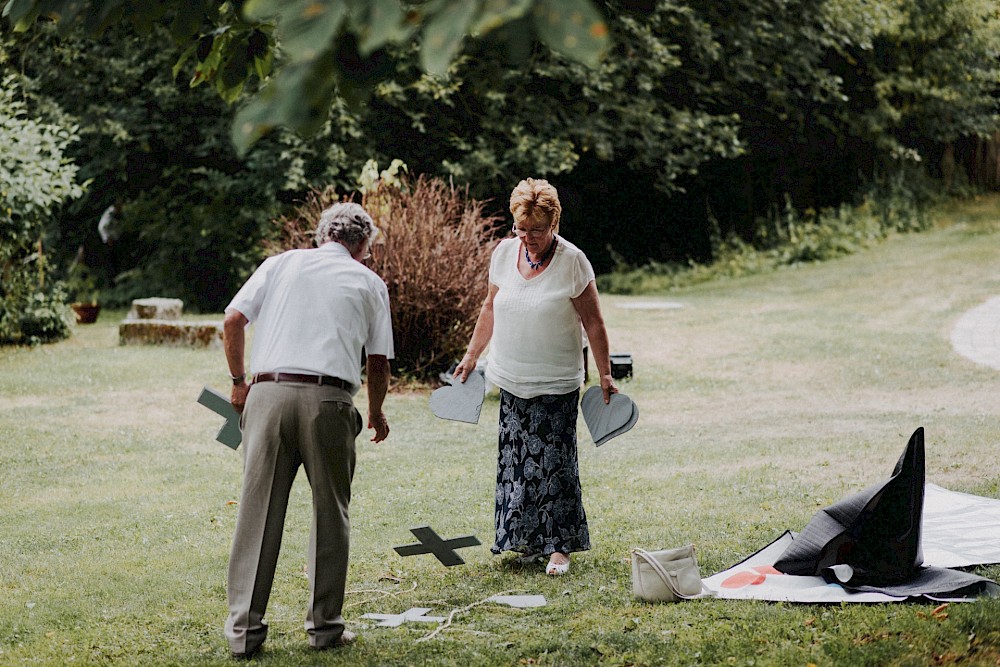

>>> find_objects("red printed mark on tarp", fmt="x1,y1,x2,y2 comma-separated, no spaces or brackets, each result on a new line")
721,565,783,588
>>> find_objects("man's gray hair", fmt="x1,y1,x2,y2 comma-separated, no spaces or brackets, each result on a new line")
314,202,378,249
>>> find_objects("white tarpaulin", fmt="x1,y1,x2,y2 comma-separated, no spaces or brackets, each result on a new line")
921,483,1000,568
702,483,1000,603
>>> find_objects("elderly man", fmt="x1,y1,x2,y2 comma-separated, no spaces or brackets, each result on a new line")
222,202,393,659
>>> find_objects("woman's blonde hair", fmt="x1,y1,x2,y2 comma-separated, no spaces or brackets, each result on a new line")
509,178,561,233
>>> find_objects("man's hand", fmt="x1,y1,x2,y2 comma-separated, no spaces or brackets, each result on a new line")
368,410,390,442
224,310,250,412
365,354,391,442
231,381,250,413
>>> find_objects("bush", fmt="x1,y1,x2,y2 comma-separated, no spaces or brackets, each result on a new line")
1,286,75,346
0,75,83,345
598,172,934,295
269,174,503,381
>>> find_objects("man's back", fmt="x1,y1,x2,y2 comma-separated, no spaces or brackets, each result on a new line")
232,243,393,388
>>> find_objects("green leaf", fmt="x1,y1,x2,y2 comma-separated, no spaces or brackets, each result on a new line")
420,0,478,77
216,76,244,105
172,43,196,82
220,44,250,93
168,5,204,41
470,0,532,35
354,0,411,55
198,35,224,72
253,49,273,80
245,0,347,62
242,0,279,20
231,49,339,155
3,0,39,24
531,0,607,67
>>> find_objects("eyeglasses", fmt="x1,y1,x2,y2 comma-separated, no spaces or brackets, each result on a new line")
513,225,552,238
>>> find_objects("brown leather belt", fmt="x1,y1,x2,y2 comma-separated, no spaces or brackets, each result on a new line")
253,372,351,390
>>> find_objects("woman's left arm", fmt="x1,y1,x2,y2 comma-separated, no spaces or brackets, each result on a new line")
571,280,618,403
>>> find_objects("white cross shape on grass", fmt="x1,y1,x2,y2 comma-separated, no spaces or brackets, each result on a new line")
360,607,446,628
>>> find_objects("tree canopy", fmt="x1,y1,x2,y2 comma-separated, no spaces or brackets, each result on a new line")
2,0,998,315
2,0,611,154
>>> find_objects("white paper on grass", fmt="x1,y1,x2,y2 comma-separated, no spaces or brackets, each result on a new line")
488,595,547,608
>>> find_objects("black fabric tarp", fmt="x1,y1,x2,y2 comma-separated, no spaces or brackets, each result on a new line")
771,427,997,599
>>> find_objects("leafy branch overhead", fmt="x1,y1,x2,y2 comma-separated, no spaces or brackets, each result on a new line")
1,0,610,154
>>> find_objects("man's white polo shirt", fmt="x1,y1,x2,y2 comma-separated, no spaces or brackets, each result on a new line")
226,242,394,393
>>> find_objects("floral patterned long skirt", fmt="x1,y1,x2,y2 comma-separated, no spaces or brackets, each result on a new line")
491,388,591,556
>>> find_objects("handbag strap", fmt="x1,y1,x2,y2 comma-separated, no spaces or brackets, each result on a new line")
634,548,716,600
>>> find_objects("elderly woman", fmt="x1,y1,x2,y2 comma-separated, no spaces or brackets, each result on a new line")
454,178,618,575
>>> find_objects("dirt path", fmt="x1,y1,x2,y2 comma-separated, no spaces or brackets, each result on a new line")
951,296,1000,371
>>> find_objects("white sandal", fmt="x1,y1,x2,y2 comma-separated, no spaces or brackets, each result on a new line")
546,554,570,575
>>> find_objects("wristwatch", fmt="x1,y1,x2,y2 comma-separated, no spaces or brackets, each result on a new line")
230,372,246,385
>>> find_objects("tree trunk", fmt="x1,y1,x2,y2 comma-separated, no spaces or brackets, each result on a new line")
991,131,1000,190
941,142,955,190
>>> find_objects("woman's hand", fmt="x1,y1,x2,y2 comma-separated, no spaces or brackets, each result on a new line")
600,373,619,404
453,354,478,383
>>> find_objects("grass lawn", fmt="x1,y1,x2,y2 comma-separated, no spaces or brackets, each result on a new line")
2,196,1000,666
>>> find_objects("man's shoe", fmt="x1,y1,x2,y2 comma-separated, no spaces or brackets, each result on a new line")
231,644,262,661
312,630,357,651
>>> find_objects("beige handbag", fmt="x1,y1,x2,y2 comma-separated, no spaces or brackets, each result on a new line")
631,545,714,602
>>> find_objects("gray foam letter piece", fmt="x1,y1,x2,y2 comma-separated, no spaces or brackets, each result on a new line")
197,386,242,449
393,526,481,566
580,386,638,446
429,370,486,424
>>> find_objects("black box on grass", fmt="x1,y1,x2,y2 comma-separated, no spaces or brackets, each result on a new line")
610,353,633,379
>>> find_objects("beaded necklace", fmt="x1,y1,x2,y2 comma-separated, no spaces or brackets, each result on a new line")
525,236,558,270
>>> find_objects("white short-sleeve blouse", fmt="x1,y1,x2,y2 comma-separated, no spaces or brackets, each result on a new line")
486,235,595,399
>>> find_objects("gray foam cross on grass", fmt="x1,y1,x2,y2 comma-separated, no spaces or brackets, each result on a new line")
393,526,481,566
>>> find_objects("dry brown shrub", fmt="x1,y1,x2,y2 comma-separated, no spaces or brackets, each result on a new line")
268,176,503,381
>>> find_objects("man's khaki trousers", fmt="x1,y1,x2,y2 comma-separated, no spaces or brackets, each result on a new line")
225,381,360,653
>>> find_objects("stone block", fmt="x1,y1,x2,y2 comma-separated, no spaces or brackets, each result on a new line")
119,319,223,349
127,297,184,321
